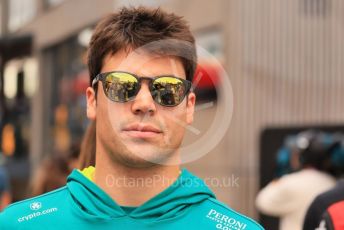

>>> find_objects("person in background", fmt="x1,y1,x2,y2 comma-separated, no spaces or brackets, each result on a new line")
30,143,80,196
78,121,96,169
303,133,344,230
30,154,71,197
256,130,338,230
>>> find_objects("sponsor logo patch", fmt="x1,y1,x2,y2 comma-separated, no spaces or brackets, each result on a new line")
206,209,247,230
17,201,58,223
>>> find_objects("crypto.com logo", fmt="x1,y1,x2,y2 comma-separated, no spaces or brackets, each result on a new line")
30,202,42,211
106,39,233,165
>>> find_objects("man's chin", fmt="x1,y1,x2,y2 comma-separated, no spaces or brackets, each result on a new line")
116,146,178,167
116,153,165,168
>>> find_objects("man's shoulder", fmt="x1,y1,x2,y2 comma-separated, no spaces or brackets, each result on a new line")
1,186,68,213
191,197,264,230
0,186,68,229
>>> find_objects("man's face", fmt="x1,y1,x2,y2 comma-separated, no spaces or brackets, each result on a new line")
86,49,196,167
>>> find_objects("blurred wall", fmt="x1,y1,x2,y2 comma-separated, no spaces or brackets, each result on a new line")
222,0,344,216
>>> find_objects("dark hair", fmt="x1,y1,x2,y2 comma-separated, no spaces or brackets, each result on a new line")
87,6,197,87
297,130,342,177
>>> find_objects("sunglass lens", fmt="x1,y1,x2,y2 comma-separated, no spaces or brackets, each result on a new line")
152,77,187,106
104,72,139,102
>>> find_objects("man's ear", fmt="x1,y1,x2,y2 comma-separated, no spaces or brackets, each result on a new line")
186,92,196,125
86,87,97,120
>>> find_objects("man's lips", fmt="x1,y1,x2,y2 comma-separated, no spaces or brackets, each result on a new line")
122,124,163,138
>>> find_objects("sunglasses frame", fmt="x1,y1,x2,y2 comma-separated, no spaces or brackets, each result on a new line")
92,71,193,107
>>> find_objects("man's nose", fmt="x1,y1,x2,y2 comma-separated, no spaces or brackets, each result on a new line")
131,83,157,116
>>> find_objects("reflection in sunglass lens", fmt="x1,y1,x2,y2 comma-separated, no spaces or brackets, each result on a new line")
104,72,139,102
153,77,186,106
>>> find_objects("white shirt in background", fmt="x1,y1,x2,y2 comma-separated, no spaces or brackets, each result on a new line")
256,168,336,230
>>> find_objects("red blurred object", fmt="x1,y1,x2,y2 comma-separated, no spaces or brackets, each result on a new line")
73,71,90,95
193,63,221,90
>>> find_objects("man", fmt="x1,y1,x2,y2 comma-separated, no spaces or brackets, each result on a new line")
0,7,263,229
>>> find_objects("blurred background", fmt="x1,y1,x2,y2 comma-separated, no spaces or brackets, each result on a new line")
1,0,344,228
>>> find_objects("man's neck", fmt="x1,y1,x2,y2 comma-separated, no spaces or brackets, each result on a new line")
94,152,181,207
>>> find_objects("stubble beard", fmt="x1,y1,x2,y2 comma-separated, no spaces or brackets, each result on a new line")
98,124,182,168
